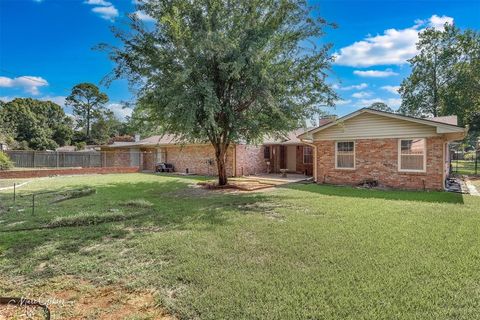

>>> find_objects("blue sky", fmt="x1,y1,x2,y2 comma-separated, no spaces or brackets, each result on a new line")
0,0,479,120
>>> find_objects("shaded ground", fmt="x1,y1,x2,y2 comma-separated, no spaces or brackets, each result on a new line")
1,173,480,319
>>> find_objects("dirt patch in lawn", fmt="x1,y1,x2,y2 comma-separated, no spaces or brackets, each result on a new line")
0,276,174,320
198,181,275,191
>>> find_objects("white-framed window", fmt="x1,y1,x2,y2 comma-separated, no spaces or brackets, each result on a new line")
303,146,313,164
335,141,355,169
398,138,426,172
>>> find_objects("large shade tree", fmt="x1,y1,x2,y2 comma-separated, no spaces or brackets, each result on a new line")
103,0,337,185
399,24,480,124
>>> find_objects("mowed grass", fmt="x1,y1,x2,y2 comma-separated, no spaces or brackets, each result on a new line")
452,160,479,175
1,173,480,319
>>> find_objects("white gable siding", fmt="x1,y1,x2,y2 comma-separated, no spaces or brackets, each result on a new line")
313,112,438,140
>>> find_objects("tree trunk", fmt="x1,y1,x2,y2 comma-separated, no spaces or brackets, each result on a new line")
214,144,228,186
86,107,91,138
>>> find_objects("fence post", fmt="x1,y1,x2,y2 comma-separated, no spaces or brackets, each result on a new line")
32,151,36,168
56,152,59,168
476,150,478,175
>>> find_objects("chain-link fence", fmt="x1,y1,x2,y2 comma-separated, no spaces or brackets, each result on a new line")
450,145,479,176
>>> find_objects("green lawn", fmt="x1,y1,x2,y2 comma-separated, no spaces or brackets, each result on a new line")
452,160,479,175
1,173,480,319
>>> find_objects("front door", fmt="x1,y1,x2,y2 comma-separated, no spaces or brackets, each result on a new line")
286,146,296,172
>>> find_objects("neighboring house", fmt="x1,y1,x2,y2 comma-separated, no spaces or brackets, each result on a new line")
298,108,466,190
101,108,466,190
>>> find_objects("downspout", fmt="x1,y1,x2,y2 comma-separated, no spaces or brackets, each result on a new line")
300,139,317,182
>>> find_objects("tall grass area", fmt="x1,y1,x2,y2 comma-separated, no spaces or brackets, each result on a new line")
1,173,479,319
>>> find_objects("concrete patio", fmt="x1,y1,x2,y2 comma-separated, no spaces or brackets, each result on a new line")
240,173,313,185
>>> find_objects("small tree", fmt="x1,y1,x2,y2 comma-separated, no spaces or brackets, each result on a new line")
0,152,13,170
66,83,109,140
103,0,337,185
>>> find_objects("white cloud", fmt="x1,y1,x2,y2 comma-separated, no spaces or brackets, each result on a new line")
0,75,48,95
353,69,399,77
39,95,67,106
334,15,454,67
0,95,67,107
341,83,368,91
351,91,372,99
381,85,401,95
426,14,454,30
0,96,14,102
108,103,133,120
85,0,111,5
356,98,402,109
84,0,118,21
91,6,118,21
334,99,352,106
134,10,155,22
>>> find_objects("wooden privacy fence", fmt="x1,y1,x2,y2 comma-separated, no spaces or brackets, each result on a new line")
5,150,145,169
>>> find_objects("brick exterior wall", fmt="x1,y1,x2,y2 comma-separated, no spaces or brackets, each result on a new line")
0,167,140,179
296,145,313,175
105,148,132,167
315,137,446,190
165,145,234,176
141,148,156,171
235,145,268,176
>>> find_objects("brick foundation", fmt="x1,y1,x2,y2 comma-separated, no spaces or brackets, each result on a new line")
0,167,140,179
315,137,446,190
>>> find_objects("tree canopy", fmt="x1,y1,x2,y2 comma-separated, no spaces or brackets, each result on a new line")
398,24,480,143
104,0,337,184
66,83,109,140
0,98,73,150
368,102,394,113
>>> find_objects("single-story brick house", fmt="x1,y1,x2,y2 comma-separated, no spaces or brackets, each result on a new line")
100,131,313,176
298,108,466,190
101,108,466,190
